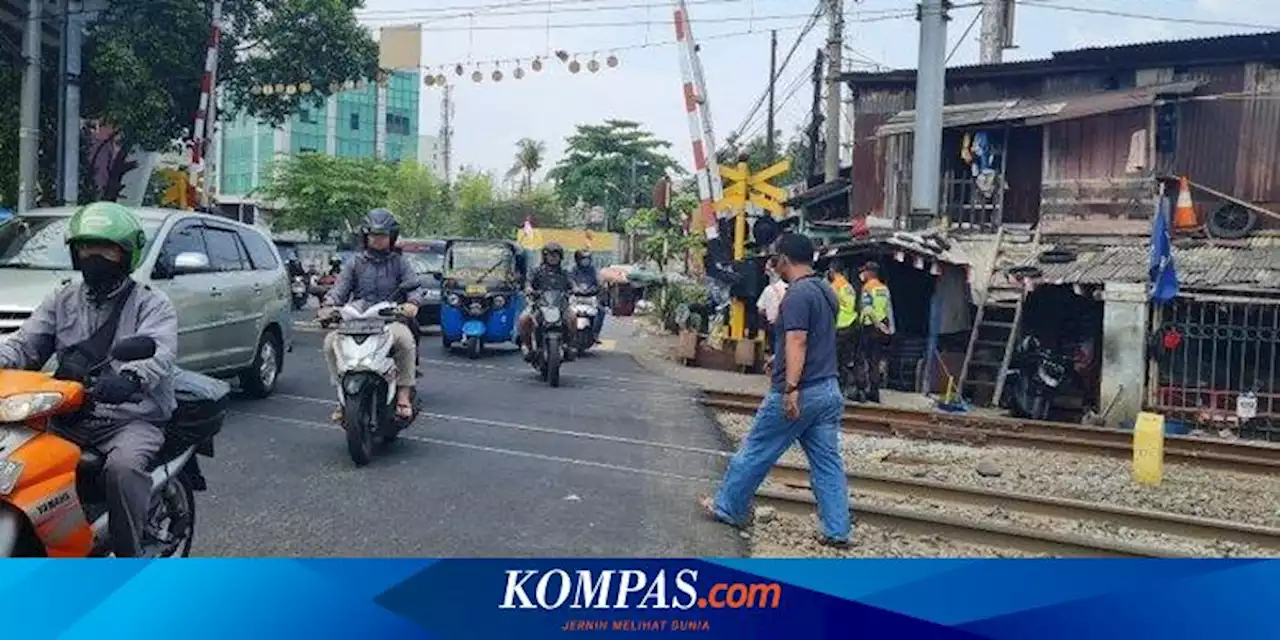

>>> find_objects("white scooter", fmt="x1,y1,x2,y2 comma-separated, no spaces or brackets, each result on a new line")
321,301,419,466
569,283,601,357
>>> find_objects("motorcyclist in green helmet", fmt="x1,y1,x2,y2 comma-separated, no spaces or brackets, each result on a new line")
0,202,179,558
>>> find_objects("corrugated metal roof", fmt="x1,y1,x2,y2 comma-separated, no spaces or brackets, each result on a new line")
1022,238,1280,289
875,82,1202,136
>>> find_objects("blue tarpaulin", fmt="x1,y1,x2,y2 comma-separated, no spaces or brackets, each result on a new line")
1149,195,1179,304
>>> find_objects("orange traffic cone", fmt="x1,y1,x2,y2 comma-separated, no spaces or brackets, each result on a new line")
1173,176,1199,230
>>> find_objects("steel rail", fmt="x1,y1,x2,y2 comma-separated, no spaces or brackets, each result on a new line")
765,462,1280,552
704,391,1280,475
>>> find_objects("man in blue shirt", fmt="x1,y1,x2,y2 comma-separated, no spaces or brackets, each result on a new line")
699,233,852,548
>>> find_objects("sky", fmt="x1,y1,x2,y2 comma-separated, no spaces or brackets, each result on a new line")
353,0,1279,181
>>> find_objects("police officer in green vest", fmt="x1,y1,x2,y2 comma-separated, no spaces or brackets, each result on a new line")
854,261,895,403
826,260,858,397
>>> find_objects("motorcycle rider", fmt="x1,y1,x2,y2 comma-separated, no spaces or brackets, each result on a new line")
518,242,575,360
569,249,605,340
0,202,178,558
318,208,423,421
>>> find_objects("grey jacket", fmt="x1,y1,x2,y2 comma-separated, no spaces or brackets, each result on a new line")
323,250,424,308
0,279,179,425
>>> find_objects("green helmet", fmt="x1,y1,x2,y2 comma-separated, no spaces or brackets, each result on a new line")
66,202,148,271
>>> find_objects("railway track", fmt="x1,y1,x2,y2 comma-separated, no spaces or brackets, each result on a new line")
704,390,1280,475
758,462,1280,557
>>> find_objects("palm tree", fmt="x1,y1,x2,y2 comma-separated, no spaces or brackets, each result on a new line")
507,138,545,193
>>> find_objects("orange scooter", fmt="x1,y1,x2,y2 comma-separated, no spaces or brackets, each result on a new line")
0,336,223,557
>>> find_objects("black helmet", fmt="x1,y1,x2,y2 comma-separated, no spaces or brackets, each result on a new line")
574,249,592,264
542,242,564,261
360,208,400,246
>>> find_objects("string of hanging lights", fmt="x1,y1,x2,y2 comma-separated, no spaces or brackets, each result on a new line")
422,48,621,87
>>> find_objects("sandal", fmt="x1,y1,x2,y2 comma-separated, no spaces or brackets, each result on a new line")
395,400,414,420
697,495,741,528
330,406,343,423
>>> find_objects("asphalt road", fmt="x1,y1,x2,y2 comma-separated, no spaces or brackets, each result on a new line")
192,318,745,557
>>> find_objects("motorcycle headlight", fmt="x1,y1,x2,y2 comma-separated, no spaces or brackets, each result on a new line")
492,295,506,308
424,289,441,300
445,293,461,306
541,307,561,324
0,392,64,422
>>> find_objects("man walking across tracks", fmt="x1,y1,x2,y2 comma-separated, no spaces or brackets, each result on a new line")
853,261,895,403
699,233,852,548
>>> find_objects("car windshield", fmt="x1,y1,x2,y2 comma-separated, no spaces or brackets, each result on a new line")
404,250,445,274
0,215,163,271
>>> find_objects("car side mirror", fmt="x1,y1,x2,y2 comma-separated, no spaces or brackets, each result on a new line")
432,272,444,281
111,335,157,362
172,251,211,275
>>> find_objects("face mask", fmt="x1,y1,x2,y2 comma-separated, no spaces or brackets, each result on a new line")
80,254,128,296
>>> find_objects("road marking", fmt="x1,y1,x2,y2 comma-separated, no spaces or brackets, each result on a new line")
230,410,718,485
596,339,617,352
269,393,730,458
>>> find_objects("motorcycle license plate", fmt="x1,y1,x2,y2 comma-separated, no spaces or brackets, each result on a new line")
465,285,486,295
0,459,23,496
577,317,589,329
339,319,384,334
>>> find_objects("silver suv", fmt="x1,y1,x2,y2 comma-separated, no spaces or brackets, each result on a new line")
0,206,294,397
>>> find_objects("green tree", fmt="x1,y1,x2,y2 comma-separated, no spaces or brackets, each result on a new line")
451,170,565,239
547,120,683,229
506,138,546,193
82,0,379,200
386,163,449,237
258,154,394,241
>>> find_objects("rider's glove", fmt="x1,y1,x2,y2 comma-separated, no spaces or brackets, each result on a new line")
397,303,419,317
318,306,338,320
93,371,142,405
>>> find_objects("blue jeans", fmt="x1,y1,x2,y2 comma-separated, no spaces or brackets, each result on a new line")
712,378,851,541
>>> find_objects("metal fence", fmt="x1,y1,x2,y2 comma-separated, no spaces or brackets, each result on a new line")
1151,294,1280,440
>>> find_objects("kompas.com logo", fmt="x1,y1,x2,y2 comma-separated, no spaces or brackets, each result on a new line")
498,569,782,610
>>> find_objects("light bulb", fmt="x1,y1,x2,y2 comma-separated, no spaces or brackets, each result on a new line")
588,59,600,73
492,69,503,82
607,55,619,68
514,67,525,79
472,70,483,83
569,60,580,73
532,58,543,72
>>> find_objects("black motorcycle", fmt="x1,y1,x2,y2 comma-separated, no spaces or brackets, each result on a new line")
530,289,570,387
1000,335,1073,420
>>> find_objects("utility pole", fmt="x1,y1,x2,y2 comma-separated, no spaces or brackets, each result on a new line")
822,0,844,181
765,29,778,161
806,48,825,184
18,0,43,212
979,0,1015,64
439,83,453,184
203,7,224,207
908,0,949,230
60,1,84,205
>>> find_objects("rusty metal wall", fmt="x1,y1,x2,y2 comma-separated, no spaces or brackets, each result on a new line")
1233,63,1280,203
852,89,912,219
1041,108,1153,220
1153,294,1280,441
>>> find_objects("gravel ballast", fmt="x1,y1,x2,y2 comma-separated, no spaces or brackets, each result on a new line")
716,412,1280,558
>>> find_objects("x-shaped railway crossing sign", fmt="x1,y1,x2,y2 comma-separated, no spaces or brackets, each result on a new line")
717,158,791,216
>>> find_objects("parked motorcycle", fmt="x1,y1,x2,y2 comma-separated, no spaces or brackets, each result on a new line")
529,290,571,387
1000,335,1073,421
321,301,419,465
0,336,225,557
569,283,601,356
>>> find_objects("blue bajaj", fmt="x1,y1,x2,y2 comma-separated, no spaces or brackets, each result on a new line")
439,239,527,358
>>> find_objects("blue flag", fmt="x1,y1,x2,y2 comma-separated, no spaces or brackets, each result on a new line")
1150,195,1179,304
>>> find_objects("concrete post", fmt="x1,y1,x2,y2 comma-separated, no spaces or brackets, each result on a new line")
1100,282,1149,427
822,0,843,181
325,94,338,156
18,0,43,212
908,0,948,230
61,4,83,204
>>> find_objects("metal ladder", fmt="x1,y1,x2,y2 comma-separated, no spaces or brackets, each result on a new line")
958,224,1041,406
